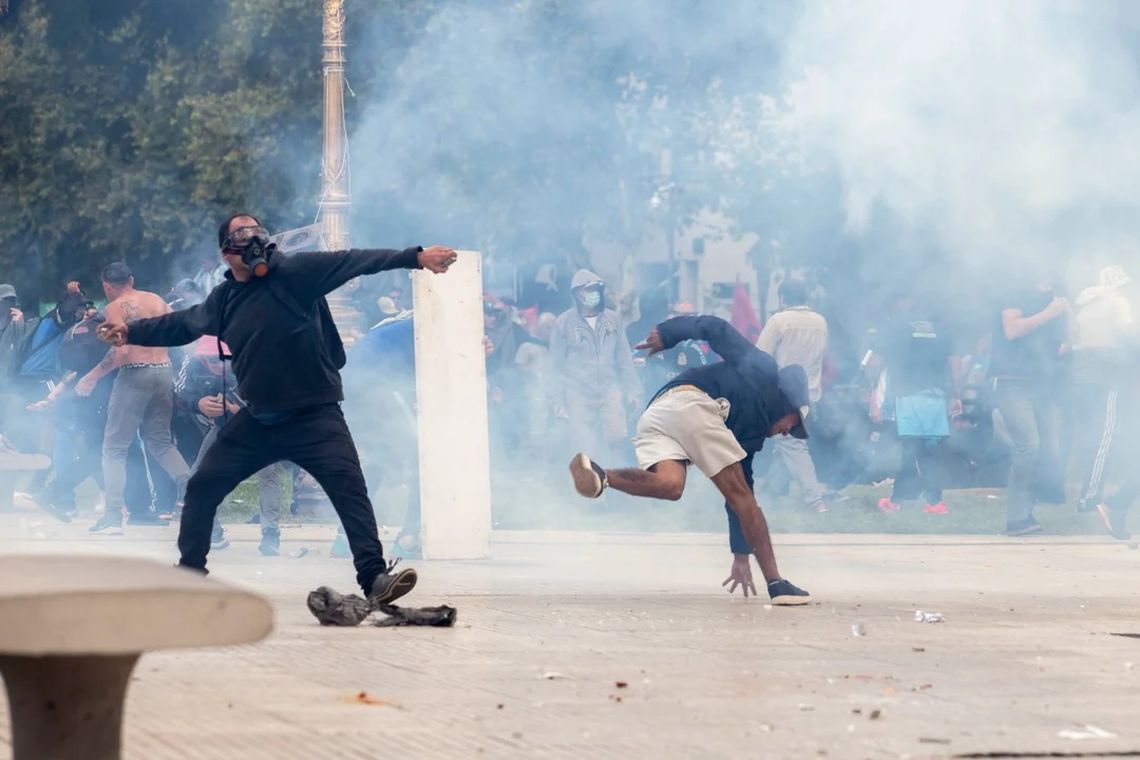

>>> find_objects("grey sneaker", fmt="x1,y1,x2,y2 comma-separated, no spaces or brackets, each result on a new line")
259,529,280,556
211,523,230,550
89,512,123,535
368,559,418,605
569,453,607,498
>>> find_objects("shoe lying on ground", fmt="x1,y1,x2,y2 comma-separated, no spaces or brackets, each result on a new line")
368,559,418,605
127,512,170,526
923,502,949,515
569,453,607,498
1005,518,1043,537
259,529,280,556
1096,504,1131,540
89,512,123,535
877,497,901,513
767,579,811,605
329,531,351,558
211,525,230,550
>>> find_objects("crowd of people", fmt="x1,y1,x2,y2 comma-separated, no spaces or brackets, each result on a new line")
1,244,1137,567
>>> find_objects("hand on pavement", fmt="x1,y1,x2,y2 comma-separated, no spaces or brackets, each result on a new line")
722,555,758,598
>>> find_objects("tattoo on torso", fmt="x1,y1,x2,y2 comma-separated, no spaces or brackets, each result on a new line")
120,300,143,324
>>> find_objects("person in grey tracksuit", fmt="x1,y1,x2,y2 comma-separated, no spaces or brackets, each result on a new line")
549,269,641,460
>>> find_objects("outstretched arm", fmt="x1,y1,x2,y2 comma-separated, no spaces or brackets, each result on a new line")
287,246,457,302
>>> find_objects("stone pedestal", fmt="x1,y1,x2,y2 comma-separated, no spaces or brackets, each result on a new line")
412,251,492,560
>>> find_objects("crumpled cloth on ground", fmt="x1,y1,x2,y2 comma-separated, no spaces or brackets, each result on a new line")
307,586,457,628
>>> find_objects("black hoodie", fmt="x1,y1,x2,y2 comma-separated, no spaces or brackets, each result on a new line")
126,247,422,416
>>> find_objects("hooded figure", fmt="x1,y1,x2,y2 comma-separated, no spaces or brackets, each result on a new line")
549,269,642,457
0,283,30,381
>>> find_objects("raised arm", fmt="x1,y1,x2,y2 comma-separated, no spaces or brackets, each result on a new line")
1001,297,1067,341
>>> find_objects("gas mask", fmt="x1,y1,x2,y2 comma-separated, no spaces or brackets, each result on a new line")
578,289,602,309
222,225,272,277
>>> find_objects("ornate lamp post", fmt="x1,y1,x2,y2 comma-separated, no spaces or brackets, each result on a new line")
320,0,360,339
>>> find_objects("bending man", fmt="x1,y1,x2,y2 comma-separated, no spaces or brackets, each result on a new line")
569,314,811,605
96,213,457,605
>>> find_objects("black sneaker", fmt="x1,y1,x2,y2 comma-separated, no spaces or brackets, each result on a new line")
1005,518,1043,537
127,512,171,526
767,579,812,606
259,529,280,556
89,512,123,535
211,524,230,550
368,559,418,605
569,453,607,498
1096,503,1132,540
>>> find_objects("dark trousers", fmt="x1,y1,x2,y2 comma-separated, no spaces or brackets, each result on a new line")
892,437,945,505
994,378,1061,525
178,403,385,593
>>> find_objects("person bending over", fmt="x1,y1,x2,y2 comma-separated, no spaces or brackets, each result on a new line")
96,213,457,605
569,314,812,605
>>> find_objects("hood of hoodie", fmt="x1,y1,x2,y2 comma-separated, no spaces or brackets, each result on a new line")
570,269,604,290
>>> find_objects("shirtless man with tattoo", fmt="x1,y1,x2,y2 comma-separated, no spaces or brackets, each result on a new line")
76,262,190,533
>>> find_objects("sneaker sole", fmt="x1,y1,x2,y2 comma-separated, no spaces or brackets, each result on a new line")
770,593,812,606
90,525,124,535
1006,524,1043,537
1096,504,1130,540
369,568,418,605
569,453,603,498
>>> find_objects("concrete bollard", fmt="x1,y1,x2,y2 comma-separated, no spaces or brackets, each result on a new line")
412,251,492,559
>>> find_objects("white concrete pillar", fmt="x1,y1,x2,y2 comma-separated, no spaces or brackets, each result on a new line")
412,251,492,559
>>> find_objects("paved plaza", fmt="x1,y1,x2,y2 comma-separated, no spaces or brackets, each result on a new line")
0,515,1137,759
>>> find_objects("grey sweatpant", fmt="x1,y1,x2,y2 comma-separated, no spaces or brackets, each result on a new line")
192,421,287,532
763,434,826,506
103,365,190,514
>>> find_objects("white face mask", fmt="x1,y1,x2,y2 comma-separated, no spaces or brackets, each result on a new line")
580,291,601,308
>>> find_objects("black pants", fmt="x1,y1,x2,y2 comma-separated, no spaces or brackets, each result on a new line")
179,403,386,593
892,437,944,505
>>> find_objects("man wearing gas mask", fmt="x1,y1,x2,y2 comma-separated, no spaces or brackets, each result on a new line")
95,213,458,606
549,269,642,461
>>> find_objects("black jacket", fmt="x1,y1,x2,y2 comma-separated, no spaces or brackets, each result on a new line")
127,247,422,415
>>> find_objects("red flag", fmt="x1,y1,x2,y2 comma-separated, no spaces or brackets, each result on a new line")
730,279,762,344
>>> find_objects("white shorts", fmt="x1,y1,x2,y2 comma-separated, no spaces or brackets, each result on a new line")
633,386,747,478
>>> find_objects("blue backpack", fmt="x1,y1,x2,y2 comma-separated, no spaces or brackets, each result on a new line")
18,317,67,381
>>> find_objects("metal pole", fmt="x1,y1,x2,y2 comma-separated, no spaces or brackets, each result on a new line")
320,0,360,340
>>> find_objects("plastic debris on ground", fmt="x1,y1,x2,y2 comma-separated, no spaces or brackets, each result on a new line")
851,623,866,637
1057,724,1117,740
914,610,945,623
